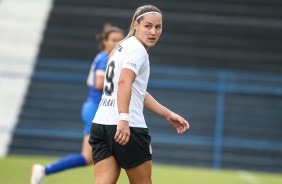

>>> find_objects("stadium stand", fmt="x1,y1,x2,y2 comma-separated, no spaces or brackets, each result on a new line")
8,0,282,172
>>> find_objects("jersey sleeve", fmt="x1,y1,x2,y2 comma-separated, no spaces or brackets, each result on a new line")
122,48,147,75
95,54,108,71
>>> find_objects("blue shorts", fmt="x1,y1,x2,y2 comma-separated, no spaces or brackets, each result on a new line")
81,100,99,135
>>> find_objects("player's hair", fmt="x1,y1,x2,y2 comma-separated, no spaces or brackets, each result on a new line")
96,23,124,50
109,5,162,57
125,4,162,40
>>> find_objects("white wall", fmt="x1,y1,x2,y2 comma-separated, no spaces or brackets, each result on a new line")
0,0,53,157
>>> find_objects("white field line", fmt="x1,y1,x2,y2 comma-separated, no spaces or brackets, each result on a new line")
237,170,260,184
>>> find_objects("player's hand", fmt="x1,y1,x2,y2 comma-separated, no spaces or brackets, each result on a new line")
114,120,130,145
166,112,189,134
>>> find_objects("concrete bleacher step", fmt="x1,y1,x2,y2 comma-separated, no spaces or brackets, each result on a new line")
38,0,282,71
10,135,82,156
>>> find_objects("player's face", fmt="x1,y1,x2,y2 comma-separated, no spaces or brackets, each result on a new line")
134,14,162,49
104,32,124,53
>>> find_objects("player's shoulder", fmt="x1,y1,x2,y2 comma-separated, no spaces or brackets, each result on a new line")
93,51,108,64
121,36,147,56
95,51,108,61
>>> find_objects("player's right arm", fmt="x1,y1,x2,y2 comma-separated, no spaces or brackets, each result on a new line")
114,68,136,145
94,70,105,90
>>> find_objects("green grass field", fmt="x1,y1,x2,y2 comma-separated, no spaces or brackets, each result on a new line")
0,155,281,184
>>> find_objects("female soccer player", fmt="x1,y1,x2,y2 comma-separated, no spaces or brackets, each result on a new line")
30,24,124,184
89,4,189,184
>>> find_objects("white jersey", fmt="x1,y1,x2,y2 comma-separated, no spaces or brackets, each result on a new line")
93,36,150,128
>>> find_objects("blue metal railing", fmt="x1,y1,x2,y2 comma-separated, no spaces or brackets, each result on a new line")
150,64,282,168
19,58,282,168
213,74,226,169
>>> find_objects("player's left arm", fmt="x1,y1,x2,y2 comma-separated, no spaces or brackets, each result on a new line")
144,92,189,134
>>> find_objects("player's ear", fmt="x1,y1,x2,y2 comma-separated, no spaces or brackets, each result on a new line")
134,21,139,30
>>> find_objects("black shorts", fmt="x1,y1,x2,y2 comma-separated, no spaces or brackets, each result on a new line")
89,123,152,169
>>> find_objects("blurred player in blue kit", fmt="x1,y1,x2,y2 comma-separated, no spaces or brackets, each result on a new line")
30,24,124,184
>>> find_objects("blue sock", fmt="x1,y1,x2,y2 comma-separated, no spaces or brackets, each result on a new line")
45,154,87,175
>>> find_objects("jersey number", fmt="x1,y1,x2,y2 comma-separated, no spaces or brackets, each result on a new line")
104,61,115,96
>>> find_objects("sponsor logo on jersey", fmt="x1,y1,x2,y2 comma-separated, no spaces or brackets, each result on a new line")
127,62,137,68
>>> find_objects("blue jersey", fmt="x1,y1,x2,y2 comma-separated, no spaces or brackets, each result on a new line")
86,51,108,102
81,51,108,135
